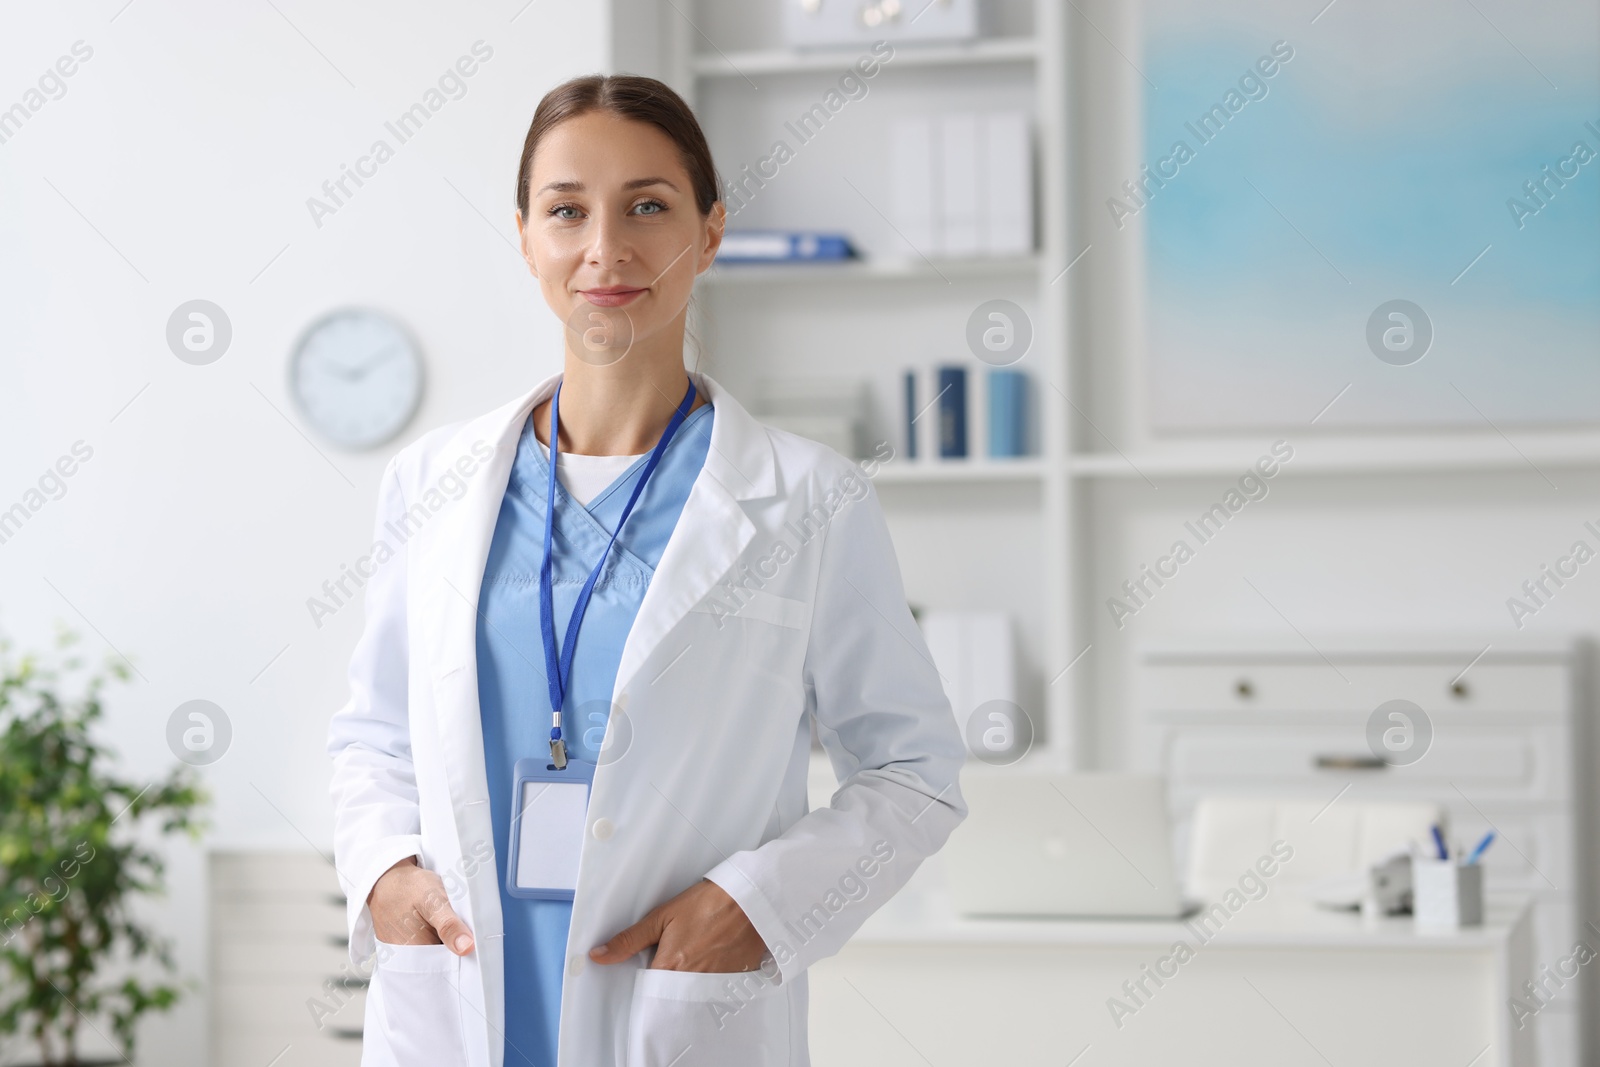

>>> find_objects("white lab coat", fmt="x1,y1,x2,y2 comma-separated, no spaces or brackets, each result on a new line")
327,369,968,1067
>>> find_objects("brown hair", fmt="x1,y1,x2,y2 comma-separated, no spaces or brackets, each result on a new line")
515,74,721,220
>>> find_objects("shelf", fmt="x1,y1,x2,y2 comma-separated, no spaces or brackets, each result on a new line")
691,36,1038,78
871,457,1048,484
701,254,1039,286
1069,434,1600,480
1136,632,1578,659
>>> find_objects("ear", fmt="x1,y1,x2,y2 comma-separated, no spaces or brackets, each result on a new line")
696,201,726,275
514,210,538,278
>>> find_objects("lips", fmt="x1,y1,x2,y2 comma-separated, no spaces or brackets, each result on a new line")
579,286,646,308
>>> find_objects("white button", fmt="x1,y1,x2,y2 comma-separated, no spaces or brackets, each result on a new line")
568,953,585,977
591,817,615,841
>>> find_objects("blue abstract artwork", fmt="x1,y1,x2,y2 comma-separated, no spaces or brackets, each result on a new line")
1137,0,1600,429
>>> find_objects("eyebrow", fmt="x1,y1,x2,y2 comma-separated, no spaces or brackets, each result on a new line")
536,177,681,196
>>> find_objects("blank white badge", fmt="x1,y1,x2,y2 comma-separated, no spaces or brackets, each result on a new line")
514,780,588,891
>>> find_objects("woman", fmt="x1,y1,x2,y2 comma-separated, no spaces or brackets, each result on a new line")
327,73,967,1067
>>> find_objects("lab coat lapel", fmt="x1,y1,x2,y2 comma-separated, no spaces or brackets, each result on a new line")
417,375,555,825
415,368,775,830
610,372,776,699
412,371,554,1067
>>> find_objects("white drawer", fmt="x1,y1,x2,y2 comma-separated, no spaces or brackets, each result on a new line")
212,980,367,1033
212,897,348,936
1157,721,1566,801
1141,660,1566,715
211,850,347,895
213,933,356,981
215,1022,363,1067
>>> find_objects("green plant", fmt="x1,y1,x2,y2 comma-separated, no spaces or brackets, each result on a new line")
0,628,207,1067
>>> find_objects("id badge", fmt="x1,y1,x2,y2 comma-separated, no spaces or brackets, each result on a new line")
506,756,595,901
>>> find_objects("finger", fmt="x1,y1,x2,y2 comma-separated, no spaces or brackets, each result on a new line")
589,908,665,965
376,904,434,946
417,883,475,955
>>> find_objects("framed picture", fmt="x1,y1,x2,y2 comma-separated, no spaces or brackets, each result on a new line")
1138,0,1600,431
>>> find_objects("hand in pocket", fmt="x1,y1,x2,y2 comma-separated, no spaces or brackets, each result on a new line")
368,856,476,954
590,878,769,973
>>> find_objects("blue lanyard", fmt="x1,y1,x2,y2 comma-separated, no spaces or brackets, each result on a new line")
538,377,697,754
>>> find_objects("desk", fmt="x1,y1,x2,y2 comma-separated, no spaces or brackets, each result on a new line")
809,881,1535,1067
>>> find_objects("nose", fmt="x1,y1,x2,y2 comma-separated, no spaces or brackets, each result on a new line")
586,210,632,272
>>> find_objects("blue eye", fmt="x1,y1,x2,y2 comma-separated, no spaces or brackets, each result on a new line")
547,199,665,219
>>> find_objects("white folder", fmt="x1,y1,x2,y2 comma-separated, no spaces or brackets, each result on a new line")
918,609,1018,739
938,114,980,257
982,112,1032,255
889,117,937,257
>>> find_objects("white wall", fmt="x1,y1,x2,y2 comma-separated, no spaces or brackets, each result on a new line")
0,2,617,1062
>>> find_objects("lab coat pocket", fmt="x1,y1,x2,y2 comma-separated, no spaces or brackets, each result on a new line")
362,941,467,1067
691,589,811,686
627,967,789,1067
692,588,809,630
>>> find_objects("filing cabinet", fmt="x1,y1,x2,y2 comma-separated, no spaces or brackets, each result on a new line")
209,851,365,1067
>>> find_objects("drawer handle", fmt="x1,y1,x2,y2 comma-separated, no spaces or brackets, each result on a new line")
328,1027,364,1041
1314,754,1388,771
1234,678,1254,700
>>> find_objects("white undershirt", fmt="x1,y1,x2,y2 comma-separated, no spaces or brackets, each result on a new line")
535,439,646,508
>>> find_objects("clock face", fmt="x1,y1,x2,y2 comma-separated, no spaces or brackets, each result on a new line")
290,308,423,450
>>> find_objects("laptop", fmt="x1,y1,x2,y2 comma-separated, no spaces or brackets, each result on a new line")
943,772,1198,919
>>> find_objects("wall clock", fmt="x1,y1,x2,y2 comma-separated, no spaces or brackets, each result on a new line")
289,307,424,450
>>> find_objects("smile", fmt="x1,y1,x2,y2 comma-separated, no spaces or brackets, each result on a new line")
579,287,646,308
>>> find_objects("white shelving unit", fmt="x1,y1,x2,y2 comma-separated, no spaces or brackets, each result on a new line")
649,7,1599,1063
664,0,1081,765
651,7,1599,1062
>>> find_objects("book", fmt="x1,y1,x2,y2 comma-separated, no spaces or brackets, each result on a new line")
937,365,968,458
987,368,1028,457
903,369,919,460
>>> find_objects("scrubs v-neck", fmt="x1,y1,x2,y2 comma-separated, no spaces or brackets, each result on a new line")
475,399,714,1067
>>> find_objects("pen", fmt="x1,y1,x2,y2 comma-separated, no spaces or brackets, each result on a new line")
1430,824,1449,861
1466,831,1495,865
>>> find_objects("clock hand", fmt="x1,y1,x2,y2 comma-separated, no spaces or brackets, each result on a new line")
321,359,364,381
350,344,399,380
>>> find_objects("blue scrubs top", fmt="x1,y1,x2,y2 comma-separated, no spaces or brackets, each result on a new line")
475,398,713,1067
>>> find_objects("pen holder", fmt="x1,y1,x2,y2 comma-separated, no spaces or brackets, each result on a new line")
1412,857,1484,930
